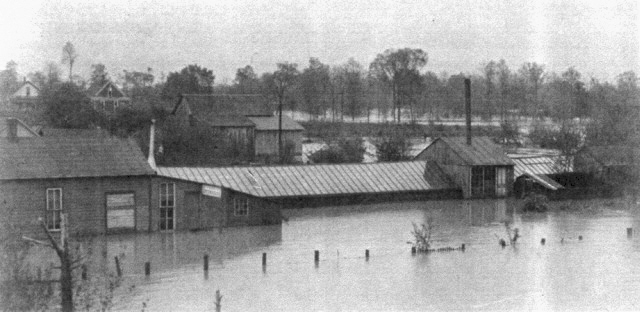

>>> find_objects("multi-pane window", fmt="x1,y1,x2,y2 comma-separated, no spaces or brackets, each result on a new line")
496,167,507,196
159,183,175,230
46,188,62,231
471,166,497,197
234,198,249,217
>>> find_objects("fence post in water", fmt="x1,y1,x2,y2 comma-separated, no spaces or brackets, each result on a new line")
411,246,416,255
365,249,370,260
461,244,465,251
314,250,320,263
541,238,546,245
204,254,209,272
627,228,633,238
262,253,267,267
145,262,151,276
114,256,122,277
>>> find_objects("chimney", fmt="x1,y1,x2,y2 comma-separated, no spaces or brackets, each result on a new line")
148,119,157,170
464,78,472,145
7,118,18,142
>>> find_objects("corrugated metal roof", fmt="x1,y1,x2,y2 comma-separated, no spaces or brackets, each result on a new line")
157,161,457,198
523,172,563,191
438,137,514,166
511,155,566,177
247,116,305,131
0,136,154,180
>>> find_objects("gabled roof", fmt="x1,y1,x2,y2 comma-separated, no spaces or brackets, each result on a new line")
421,137,514,166
88,81,128,98
0,136,154,180
157,161,457,198
11,81,40,97
39,128,110,138
172,94,273,118
247,116,304,131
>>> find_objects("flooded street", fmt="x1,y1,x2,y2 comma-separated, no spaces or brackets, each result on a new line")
97,199,640,311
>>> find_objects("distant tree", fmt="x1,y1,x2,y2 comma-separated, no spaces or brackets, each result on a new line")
89,63,109,90
61,42,77,82
0,61,19,100
42,82,102,128
299,58,331,119
518,62,545,117
342,58,366,121
234,65,258,93
161,64,215,101
375,127,412,162
369,48,428,123
263,62,299,162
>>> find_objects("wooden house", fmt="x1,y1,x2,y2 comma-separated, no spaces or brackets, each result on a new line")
0,121,155,237
8,80,40,111
170,94,304,163
153,161,460,230
88,81,131,115
414,136,514,199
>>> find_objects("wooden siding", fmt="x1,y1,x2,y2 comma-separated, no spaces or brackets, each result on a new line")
0,176,151,237
150,177,281,231
254,130,302,157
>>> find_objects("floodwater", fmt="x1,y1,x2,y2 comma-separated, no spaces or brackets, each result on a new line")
82,199,640,311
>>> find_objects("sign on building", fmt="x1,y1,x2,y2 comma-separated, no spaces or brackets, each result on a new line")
202,185,222,198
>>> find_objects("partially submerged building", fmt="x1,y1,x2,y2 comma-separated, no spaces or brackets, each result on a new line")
414,136,515,198
154,161,460,230
0,119,154,237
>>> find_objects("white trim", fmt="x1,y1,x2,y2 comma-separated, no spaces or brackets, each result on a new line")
159,182,176,230
46,188,63,231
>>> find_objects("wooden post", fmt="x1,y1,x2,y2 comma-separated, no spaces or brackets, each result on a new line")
203,254,209,272
145,262,151,276
578,235,583,241
411,246,416,255
541,238,546,245
627,228,633,238
262,253,267,267
461,244,465,251
114,256,122,277
314,250,319,263
365,249,370,260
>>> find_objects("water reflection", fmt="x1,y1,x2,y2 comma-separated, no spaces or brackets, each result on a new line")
24,198,640,311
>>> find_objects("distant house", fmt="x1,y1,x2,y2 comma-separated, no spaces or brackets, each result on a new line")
414,136,515,198
171,94,304,163
0,120,155,237
7,80,40,111
154,161,459,230
88,81,131,115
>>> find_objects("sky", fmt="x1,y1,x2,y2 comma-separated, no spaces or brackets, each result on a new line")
0,0,638,84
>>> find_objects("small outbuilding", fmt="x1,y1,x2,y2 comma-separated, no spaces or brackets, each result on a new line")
414,136,515,199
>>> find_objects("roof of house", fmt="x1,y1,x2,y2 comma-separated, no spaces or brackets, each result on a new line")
247,116,305,131
11,81,40,97
0,136,154,180
419,137,514,166
157,161,457,198
510,155,567,190
87,81,128,99
172,94,273,118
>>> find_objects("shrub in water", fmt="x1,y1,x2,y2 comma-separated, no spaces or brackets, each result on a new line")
523,194,549,212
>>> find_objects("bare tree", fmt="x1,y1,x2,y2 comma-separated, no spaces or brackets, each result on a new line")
62,42,78,82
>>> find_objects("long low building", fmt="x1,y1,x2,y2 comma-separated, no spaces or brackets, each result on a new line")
154,162,462,230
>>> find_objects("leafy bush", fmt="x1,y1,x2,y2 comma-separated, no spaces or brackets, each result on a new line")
375,131,411,162
523,193,549,212
309,138,365,164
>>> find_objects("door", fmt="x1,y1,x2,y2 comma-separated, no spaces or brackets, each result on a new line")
184,192,201,230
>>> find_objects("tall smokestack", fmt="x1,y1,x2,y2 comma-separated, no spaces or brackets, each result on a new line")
464,78,472,145
148,119,157,170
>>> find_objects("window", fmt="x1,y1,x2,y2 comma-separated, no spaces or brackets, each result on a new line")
496,168,507,196
46,188,62,231
234,197,249,217
471,166,497,197
107,86,113,98
159,183,175,230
